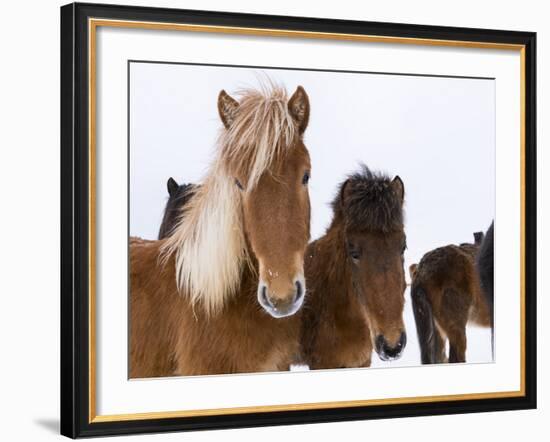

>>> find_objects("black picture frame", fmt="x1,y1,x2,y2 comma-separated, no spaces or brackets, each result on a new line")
61,2,537,438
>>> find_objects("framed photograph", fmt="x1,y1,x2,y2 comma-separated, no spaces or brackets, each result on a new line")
60,2,536,438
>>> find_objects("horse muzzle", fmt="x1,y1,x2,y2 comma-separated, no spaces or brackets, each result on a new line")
257,278,305,318
375,332,407,361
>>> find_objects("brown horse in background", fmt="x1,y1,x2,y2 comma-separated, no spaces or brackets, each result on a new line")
130,84,312,377
409,232,492,364
300,166,407,369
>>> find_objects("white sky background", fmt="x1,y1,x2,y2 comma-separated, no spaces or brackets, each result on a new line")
129,62,495,367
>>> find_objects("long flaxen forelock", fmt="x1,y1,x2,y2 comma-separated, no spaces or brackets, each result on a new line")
333,165,404,233
161,85,297,315
160,162,251,316
219,86,297,191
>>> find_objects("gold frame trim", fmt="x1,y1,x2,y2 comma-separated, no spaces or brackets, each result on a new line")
88,18,527,424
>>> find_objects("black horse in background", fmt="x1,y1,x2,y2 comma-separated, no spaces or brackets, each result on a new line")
157,177,198,239
477,221,494,353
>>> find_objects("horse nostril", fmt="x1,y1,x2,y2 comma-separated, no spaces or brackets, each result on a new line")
260,285,272,308
375,335,385,353
398,332,407,350
295,280,304,303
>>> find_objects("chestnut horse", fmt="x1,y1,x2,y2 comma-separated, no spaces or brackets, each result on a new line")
158,178,198,239
130,85,312,377
409,232,492,364
300,166,407,369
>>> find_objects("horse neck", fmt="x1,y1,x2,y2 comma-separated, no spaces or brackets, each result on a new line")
158,201,176,239
461,243,478,258
310,215,355,303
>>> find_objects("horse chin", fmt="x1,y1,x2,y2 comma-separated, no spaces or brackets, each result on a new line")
376,350,404,362
258,294,305,318
263,304,300,318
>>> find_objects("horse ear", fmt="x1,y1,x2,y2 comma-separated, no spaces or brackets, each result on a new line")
218,90,239,129
474,231,484,245
339,179,353,208
391,176,405,203
288,86,310,134
409,263,418,281
167,177,179,197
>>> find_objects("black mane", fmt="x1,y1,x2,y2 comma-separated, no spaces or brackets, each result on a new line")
158,181,198,239
332,165,404,233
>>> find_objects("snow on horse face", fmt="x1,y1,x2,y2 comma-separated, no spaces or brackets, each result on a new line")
212,85,311,318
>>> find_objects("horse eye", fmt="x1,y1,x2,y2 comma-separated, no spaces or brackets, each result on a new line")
401,241,407,255
348,243,362,262
302,171,310,185
235,179,243,190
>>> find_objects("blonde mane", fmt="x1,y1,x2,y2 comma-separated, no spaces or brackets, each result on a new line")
221,85,297,191
161,85,298,315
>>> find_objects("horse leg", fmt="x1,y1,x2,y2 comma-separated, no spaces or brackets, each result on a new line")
432,324,447,363
411,284,439,364
448,328,467,363
440,287,471,363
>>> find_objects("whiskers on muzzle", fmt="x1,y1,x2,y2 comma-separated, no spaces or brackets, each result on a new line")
375,331,407,361
257,277,306,318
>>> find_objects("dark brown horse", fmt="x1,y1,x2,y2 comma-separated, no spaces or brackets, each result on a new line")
477,221,494,352
300,166,407,369
130,84,312,377
410,232,492,364
158,178,198,239
477,222,494,327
